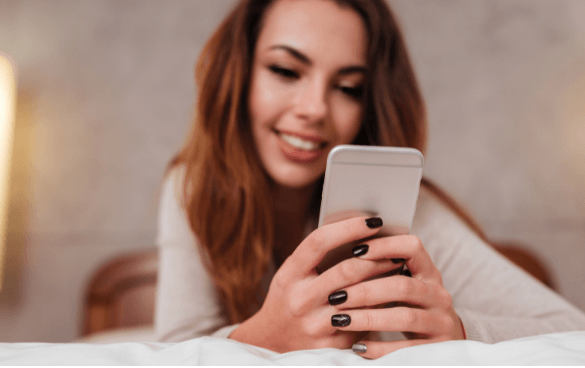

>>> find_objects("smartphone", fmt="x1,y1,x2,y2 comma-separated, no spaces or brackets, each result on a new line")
316,145,424,274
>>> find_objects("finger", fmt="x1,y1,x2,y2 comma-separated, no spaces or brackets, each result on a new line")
286,216,383,277
352,338,443,359
332,307,446,335
314,257,404,303
334,275,450,310
354,235,442,284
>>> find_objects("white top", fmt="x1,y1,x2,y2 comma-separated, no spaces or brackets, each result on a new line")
155,168,585,343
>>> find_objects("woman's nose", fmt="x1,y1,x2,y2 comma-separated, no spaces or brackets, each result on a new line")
293,79,328,123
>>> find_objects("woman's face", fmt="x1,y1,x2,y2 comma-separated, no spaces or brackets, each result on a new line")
249,0,368,189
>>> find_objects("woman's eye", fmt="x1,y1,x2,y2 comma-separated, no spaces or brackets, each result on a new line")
269,65,299,79
340,86,363,99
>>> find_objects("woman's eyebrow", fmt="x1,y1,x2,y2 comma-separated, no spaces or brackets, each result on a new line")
338,66,366,76
268,44,366,75
269,45,311,65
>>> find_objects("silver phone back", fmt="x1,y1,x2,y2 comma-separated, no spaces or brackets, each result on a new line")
318,145,424,236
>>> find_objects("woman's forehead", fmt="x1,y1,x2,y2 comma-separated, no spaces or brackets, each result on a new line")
256,0,368,66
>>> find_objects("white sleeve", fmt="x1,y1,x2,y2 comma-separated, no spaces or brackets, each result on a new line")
154,168,232,342
412,187,585,343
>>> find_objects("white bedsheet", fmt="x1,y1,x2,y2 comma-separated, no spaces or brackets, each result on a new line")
1,331,585,365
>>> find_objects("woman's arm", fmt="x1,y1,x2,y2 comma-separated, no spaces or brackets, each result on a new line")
335,186,585,359
413,186,585,343
155,168,403,350
155,168,235,342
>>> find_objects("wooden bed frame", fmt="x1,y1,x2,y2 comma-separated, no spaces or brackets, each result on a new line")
81,244,554,338
82,250,158,337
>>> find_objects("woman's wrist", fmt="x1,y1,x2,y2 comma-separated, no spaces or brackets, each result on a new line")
229,311,276,350
458,317,467,340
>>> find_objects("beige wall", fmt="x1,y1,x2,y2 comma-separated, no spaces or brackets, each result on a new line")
0,0,583,342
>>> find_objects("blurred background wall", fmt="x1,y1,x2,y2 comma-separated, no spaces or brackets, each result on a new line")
0,0,583,342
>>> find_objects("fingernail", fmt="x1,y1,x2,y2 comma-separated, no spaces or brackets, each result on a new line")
331,314,351,327
328,290,348,306
401,268,412,277
352,244,369,257
365,217,383,228
391,258,405,264
352,343,367,354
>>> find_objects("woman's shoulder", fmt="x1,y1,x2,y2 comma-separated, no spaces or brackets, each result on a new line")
161,164,187,196
412,184,476,240
160,164,191,211
413,184,444,221
157,164,198,247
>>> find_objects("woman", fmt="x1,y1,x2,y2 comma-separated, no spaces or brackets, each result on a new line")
155,0,585,359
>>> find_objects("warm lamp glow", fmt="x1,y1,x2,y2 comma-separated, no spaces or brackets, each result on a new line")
0,52,16,292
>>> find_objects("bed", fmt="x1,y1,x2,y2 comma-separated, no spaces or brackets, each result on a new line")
1,331,585,365
1,248,581,365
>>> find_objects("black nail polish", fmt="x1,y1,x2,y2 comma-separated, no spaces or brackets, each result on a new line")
352,244,369,257
331,314,351,327
365,217,383,228
401,268,412,277
391,258,405,264
328,290,347,306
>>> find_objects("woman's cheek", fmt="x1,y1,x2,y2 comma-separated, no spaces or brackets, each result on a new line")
259,74,294,111
250,72,278,121
333,105,363,143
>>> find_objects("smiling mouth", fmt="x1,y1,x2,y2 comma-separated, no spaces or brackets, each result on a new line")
272,128,328,150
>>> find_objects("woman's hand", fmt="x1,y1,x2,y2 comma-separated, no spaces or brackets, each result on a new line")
329,234,466,359
229,216,404,353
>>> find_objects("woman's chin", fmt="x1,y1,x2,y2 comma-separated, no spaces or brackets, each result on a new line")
279,180,315,190
270,171,323,190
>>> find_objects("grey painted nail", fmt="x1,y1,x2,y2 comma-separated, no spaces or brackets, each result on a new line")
352,343,367,354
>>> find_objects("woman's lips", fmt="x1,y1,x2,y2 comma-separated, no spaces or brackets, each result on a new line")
273,129,327,163
275,129,328,145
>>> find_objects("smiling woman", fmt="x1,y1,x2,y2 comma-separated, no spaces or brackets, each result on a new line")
154,0,585,359
249,0,367,188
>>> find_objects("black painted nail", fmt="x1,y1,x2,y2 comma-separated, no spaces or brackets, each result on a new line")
328,290,348,306
331,314,351,327
391,258,406,264
352,244,369,257
365,217,383,228
401,268,412,277
352,343,367,354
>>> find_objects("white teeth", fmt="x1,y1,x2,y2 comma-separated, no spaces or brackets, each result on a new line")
280,133,322,151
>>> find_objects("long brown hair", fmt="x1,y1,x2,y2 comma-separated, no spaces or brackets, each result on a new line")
168,0,487,324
